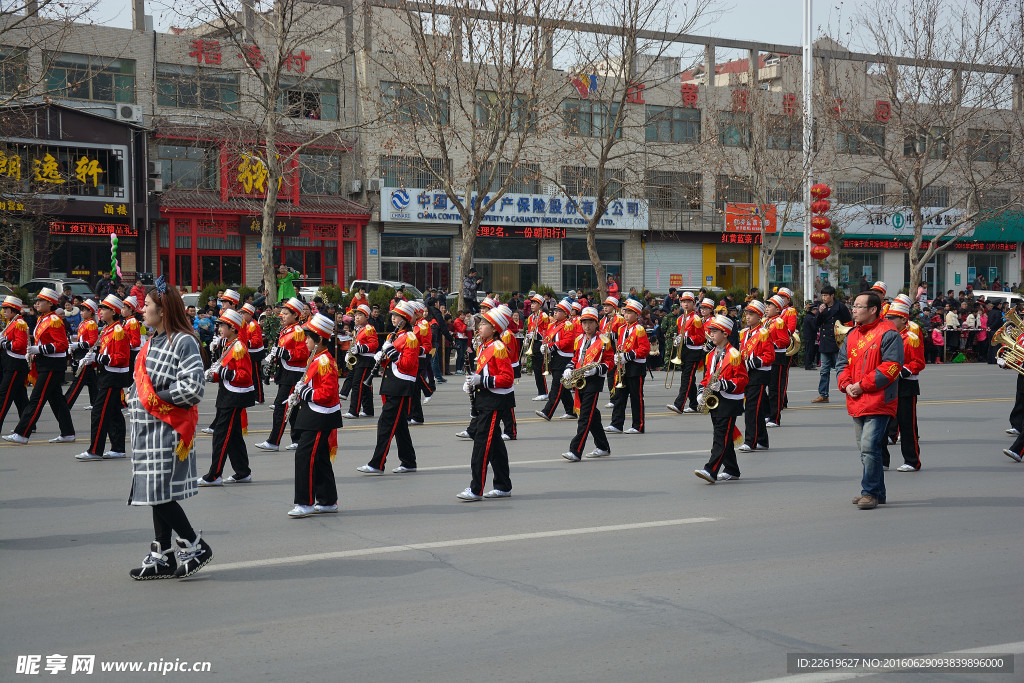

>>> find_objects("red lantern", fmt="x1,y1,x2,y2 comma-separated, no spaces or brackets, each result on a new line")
811,199,831,214
810,229,829,245
811,183,831,200
811,215,831,230
810,244,831,260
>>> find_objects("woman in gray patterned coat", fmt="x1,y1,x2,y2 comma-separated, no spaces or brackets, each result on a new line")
126,279,213,580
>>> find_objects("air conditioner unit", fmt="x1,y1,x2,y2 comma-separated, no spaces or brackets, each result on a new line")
116,104,143,123
349,179,363,194
148,178,164,193
366,178,383,192
148,160,162,175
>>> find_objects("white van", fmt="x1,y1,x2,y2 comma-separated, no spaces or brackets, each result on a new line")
971,290,1024,307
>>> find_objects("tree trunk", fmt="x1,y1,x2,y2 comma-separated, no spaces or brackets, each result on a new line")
586,223,605,302
260,134,281,305
457,217,475,313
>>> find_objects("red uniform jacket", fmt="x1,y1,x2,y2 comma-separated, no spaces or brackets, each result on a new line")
213,339,255,397
500,329,520,367
475,338,514,391
900,327,925,381
414,319,432,357
837,318,903,418
548,319,577,359
600,314,624,339
380,330,420,391
569,333,614,377
782,306,798,334
701,346,748,398
763,314,791,352
353,324,380,355
740,325,776,375
76,319,99,349
677,311,706,349
122,317,141,350
527,311,549,338
300,349,340,409
97,323,130,371
1,315,29,358
278,323,310,372
617,322,651,361
34,313,70,356
245,320,264,352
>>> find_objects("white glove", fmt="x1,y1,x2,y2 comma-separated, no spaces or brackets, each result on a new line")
696,391,705,404
82,351,97,366
708,379,722,392
261,356,273,370
562,368,573,381
466,373,482,387
997,357,1007,368
294,380,309,394
463,380,473,394
614,352,623,365
382,340,395,353
540,343,548,354
205,368,216,381
287,391,301,408
374,350,384,363
27,345,40,355
583,365,598,377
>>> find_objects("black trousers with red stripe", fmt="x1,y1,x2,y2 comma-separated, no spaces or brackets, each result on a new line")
532,356,548,397
294,428,337,506
540,360,574,418
883,394,921,469
501,407,517,439
64,367,97,408
268,369,303,446
251,351,266,404
469,408,512,496
610,374,645,431
672,348,703,411
703,414,739,478
204,407,250,480
88,386,125,454
0,366,28,433
408,358,435,423
368,394,416,470
743,379,769,449
767,351,789,424
14,367,75,438
347,365,374,416
570,383,610,456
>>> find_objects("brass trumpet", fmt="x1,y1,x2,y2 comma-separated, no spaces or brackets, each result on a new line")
344,351,358,369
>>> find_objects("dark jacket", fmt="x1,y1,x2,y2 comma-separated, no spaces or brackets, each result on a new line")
462,274,479,301
802,309,818,343
816,300,852,354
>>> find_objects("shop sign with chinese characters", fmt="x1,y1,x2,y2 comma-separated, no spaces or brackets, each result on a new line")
238,215,303,236
842,238,1014,252
0,141,127,200
382,187,648,231
476,225,567,239
820,204,974,238
50,221,136,236
226,152,294,200
725,203,777,233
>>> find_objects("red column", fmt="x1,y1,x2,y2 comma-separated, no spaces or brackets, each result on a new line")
336,226,344,287
190,218,199,291
356,221,364,279
168,216,176,285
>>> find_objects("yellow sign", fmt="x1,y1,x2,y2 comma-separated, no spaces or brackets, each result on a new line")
0,152,22,180
75,156,103,187
103,203,128,215
33,153,64,184
237,154,268,194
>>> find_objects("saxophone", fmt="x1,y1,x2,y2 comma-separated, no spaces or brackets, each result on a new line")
697,349,726,414
561,362,600,390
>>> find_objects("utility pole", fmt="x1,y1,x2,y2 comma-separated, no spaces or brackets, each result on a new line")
802,0,814,298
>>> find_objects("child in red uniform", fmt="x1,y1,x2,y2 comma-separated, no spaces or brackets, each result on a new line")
738,301,775,452
75,295,131,460
0,296,30,433
342,304,379,418
65,299,100,409
560,307,614,462
694,315,749,483
884,298,925,471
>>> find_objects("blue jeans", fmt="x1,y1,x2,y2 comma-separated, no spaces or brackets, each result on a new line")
852,415,888,500
818,351,838,397
431,349,445,381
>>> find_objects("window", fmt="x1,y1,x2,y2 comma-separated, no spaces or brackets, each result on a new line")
765,177,802,203
563,100,622,138
158,145,217,190
968,129,1011,163
381,81,449,125
299,154,340,195
837,122,885,155
561,239,622,292
904,126,948,159
474,238,538,293
475,91,535,132
478,161,540,194
645,170,701,211
45,52,135,103
645,105,700,143
156,63,238,111
380,155,449,189
769,250,802,288
766,114,802,150
379,234,451,291
979,191,1010,211
903,185,950,208
718,112,751,147
561,166,624,199
0,47,27,94
841,253,881,286
835,181,886,205
281,78,339,120
715,175,753,206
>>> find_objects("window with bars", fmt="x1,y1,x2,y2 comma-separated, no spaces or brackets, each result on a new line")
45,52,135,103
478,161,540,194
475,90,536,132
837,122,885,155
644,105,700,143
967,129,1011,163
766,115,802,150
299,154,341,195
381,81,450,125
835,181,886,205
0,47,27,94
380,155,449,189
645,170,701,210
563,100,622,138
715,175,753,205
903,126,949,159
765,178,802,203
158,145,218,191
156,63,238,111
718,112,752,147
280,77,339,120
903,185,950,208
561,166,624,199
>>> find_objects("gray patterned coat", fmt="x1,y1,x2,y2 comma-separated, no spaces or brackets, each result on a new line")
127,331,206,506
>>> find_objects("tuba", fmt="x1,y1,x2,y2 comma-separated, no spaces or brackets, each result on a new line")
992,311,1024,376
785,332,802,356
991,309,1023,347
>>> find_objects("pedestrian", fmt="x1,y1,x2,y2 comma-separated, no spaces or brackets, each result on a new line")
276,264,303,301
838,290,903,510
0,296,30,434
694,314,748,483
462,267,482,313
94,270,113,301
560,307,614,461
802,300,818,370
74,294,131,461
126,278,212,580
812,285,851,403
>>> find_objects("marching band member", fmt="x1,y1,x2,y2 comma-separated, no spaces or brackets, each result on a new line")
199,309,254,486
526,294,549,401
65,299,100,409
763,295,792,428
457,306,515,501
495,304,520,440
694,315,749,483
560,307,614,462
287,313,342,518
535,300,577,421
358,300,419,474
0,296,29,434
240,303,265,404
255,297,308,452
882,298,925,471
201,289,241,435
738,301,775,452
1001,316,1024,461
342,304,379,418
75,295,131,461
3,288,76,445
667,292,705,414
407,301,435,426
121,296,142,372
600,296,624,402
607,298,650,434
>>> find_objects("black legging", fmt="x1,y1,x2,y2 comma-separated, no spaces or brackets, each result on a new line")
152,501,196,551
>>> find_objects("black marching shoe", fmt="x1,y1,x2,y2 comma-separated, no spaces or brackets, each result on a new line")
173,531,214,579
129,541,177,581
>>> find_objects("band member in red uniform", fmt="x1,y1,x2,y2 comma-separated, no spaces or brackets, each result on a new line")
65,299,100,409
882,298,925,471
0,296,30,433
3,288,76,444
536,300,578,421
75,295,131,461
871,282,889,317
667,292,705,414
738,301,775,452
255,297,308,452
526,294,549,400
561,307,614,462
1001,323,1024,462
358,301,419,474
457,306,515,501
287,313,342,518
607,298,650,434
776,286,797,411
407,301,435,425
763,295,792,428
694,315,749,483
121,296,142,372
199,309,254,486
494,304,519,440
240,303,265,404
600,296,624,399
201,289,241,435
343,304,379,418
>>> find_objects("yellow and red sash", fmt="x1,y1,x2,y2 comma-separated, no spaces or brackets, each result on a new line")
134,340,199,461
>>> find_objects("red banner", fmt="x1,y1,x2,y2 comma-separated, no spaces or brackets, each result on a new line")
724,203,777,233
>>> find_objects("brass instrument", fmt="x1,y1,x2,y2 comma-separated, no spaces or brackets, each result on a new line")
994,326,1024,376
561,361,600,390
523,331,535,357
610,354,626,398
697,350,726,414
835,321,853,345
74,336,103,378
542,341,552,376
991,310,1023,346
664,334,686,389
344,351,358,369
785,331,802,356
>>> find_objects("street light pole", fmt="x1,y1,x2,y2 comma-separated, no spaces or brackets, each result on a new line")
802,0,814,299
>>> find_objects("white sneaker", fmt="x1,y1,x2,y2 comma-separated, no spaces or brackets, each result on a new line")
682,407,696,414
534,410,551,421
408,419,424,425
738,444,753,452
455,430,472,439
766,421,780,428
501,434,511,441
694,469,716,484
198,477,223,486
1003,449,1022,463
358,411,370,417
75,451,103,461
584,448,610,458
562,452,581,462
314,503,339,514
254,441,279,452
342,412,357,419
288,505,315,518
625,428,641,435
422,396,431,405
604,402,614,408
2,433,28,444
456,487,482,501
532,394,548,401
717,472,740,481
356,464,384,474
665,404,682,414
338,395,349,402
605,425,623,433
49,435,76,443
224,474,252,483
201,427,214,435
81,405,92,410
1008,427,1021,436
558,413,575,420
393,465,416,473
287,443,298,450
103,451,126,459
483,489,512,499
896,464,917,472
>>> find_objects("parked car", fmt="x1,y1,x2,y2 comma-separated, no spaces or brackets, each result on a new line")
0,283,15,299
348,279,424,302
971,290,1024,307
20,278,94,301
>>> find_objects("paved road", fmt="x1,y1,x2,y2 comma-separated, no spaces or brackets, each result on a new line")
1,363,1021,681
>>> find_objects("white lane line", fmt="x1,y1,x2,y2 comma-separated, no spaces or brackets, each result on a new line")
204,517,717,573
756,640,1024,682
409,450,708,472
